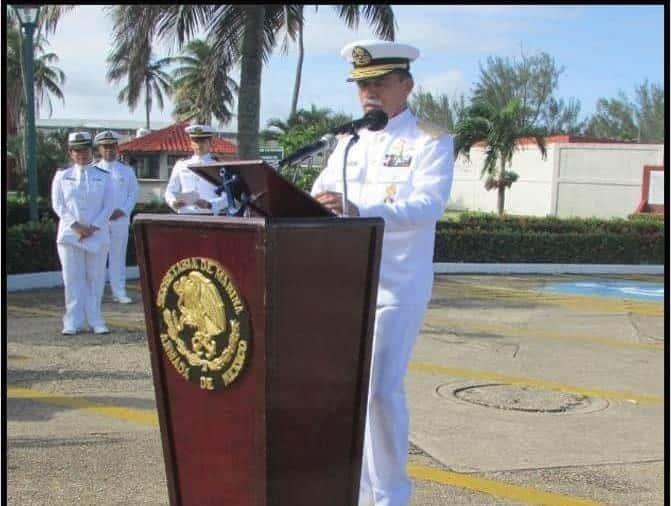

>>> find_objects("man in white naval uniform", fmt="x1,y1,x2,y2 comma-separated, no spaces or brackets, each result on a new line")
164,124,227,215
312,41,454,506
51,131,115,335
94,130,139,304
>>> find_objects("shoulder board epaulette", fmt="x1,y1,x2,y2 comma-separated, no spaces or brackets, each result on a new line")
417,119,448,140
92,165,109,174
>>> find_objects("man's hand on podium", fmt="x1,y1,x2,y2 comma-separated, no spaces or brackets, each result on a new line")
314,191,360,217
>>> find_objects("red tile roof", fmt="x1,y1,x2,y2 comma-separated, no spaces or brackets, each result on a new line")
118,121,237,155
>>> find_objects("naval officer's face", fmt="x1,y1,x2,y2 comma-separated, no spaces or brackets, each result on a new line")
70,147,93,165
190,138,212,156
356,71,414,119
99,143,119,162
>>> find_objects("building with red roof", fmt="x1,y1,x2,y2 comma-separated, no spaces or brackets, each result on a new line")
116,122,238,203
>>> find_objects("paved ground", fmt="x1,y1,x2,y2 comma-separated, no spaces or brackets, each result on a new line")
6,274,665,505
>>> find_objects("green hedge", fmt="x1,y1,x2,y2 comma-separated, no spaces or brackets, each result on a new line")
434,212,665,264
6,210,665,273
7,202,173,274
7,220,61,274
6,193,57,225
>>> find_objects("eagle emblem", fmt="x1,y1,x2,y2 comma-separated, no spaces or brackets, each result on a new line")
352,46,373,67
157,257,250,391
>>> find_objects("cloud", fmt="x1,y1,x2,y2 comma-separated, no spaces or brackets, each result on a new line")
415,70,469,99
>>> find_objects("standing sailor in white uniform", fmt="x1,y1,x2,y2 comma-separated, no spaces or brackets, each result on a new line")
312,40,455,506
164,124,227,215
94,130,138,304
51,131,115,335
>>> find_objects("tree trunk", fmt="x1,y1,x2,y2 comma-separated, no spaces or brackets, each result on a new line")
498,159,506,215
237,6,265,159
290,18,304,118
145,80,151,130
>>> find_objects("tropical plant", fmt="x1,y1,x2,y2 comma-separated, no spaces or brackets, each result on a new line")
7,128,69,198
169,39,239,125
540,96,584,135
584,81,664,143
261,105,353,191
634,81,664,143
105,5,396,159
472,51,583,134
584,92,638,141
283,5,396,117
6,21,66,132
453,99,547,215
106,47,173,130
409,87,467,131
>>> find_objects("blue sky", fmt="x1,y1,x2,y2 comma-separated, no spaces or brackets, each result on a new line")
41,5,665,131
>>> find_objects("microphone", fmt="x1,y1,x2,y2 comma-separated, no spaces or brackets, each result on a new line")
278,133,338,168
331,109,388,135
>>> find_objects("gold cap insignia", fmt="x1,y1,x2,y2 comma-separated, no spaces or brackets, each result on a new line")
352,46,373,67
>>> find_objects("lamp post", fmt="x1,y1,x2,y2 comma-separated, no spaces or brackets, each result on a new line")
14,5,41,222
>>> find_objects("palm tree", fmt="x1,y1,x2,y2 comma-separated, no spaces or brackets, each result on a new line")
106,47,173,130
33,47,66,118
169,39,239,125
6,22,66,132
283,6,396,118
453,99,548,215
262,104,352,154
105,5,395,159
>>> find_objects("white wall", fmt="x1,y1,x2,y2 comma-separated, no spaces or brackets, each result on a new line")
449,142,555,216
449,141,664,219
552,143,664,218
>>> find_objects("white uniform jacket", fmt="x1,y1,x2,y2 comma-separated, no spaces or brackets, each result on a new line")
51,163,115,253
97,159,138,218
312,108,454,306
164,153,227,215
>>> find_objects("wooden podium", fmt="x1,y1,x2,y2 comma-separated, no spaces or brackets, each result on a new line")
133,160,383,506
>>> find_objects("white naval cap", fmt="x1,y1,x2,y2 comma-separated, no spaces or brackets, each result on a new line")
340,40,420,82
94,130,121,146
68,131,93,148
185,124,215,139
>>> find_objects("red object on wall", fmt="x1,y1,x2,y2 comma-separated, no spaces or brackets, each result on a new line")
635,165,664,214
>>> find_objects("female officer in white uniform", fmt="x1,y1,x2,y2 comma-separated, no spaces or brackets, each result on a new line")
51,132,115,335
312,41,454,506
164,124,227,215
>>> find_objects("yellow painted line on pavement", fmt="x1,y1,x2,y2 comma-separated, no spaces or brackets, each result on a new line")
443,283,663,317
7,305,146,332
423,317,663,351
8,385,602,505
407,464,602,505
7,387,158,427
409,362,663,406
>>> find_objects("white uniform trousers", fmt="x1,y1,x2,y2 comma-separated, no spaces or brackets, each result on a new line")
107,217,130,298
57,243,109,330
360,304,427,506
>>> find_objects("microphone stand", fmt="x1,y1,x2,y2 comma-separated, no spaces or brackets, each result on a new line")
341,132,360,217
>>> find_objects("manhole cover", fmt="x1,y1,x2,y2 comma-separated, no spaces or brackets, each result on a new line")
436,382,608,414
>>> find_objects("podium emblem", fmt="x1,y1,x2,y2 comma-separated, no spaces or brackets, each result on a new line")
156,257,250,391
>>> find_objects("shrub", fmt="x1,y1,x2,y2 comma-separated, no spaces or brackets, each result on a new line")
434,214,665,264
6,209,664,274
6,192,57,226
6,220,60,274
